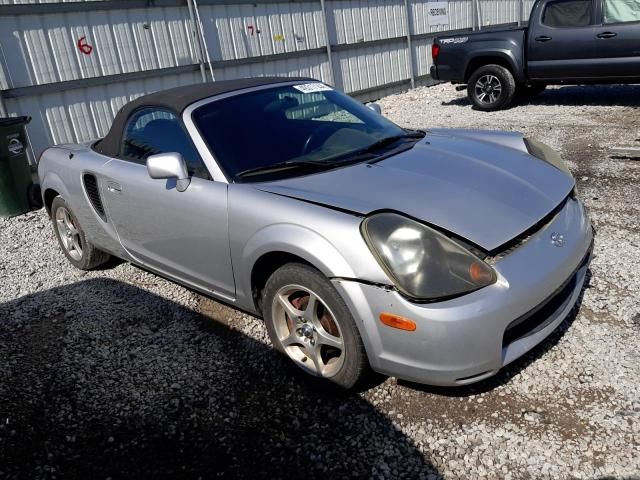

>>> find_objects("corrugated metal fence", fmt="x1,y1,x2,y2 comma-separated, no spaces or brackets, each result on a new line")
0,0,536,159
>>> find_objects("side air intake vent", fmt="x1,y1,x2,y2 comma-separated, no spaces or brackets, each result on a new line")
83,173,106,221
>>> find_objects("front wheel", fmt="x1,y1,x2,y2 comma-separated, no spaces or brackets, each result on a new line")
262,263,368,389
467,64,516,111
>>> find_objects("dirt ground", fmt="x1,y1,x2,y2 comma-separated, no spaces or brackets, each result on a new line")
1,83,639,479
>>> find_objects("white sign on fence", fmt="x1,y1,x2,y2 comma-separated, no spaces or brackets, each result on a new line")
427,1,449,26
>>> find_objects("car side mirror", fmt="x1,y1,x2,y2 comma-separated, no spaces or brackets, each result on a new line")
146,152,191,192
368,103,382,115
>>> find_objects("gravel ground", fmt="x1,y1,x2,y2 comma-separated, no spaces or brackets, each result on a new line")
1,83,639,479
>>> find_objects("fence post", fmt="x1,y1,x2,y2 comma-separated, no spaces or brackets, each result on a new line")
186,0,207,83
192,0,215,82
472,0,477,30
319,0,337,87
518,0,524,25
474,0,483,31
404,0,416,89
0,92,7,120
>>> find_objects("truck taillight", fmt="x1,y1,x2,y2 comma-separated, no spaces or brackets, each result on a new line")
432,44,440,60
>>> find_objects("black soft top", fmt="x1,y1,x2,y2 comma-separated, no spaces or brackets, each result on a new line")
94,76,313,157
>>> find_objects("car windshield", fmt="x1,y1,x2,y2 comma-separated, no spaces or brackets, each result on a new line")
192,83,413,182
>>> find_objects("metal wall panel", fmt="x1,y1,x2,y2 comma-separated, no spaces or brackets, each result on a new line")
0,6,197,88
412,36,433,77
214,53,331,83
0,54,9,91
522,0,535,21
335,40,409,93
198,2,326,62
411,0,475,35
4,71,202,156
478,0,520,27
327,0,407,45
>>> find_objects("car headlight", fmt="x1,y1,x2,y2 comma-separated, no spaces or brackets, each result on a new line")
361,213,496,301
523,137,572,177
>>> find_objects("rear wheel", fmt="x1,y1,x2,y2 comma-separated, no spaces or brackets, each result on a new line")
467,64,516,111
51,196,111,270
263,263,367,389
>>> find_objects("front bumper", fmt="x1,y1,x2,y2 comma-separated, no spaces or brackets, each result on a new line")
333,197,593,386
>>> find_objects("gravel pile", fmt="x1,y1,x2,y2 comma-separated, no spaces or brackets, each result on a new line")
1,83,639,479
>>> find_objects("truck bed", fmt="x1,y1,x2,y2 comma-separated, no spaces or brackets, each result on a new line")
432,27,527,84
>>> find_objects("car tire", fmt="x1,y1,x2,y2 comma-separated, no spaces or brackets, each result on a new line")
517,83,546,98
467,64,516,112
262,263,368,389
51,196,111,270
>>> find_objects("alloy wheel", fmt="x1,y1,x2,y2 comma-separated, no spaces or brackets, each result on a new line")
55,206,83,261
475,75,503,105
271,284,345,378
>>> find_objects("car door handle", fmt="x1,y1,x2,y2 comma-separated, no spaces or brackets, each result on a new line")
597,32,617,39
107,182,122,194
535,35,552,42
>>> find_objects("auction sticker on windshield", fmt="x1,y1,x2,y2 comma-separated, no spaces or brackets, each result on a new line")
293,83,333,93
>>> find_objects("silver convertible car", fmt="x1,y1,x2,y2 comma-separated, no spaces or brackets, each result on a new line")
38,77,592,388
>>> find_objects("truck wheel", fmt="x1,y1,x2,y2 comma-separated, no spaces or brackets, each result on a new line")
467,64,516,111
262,263,368,389
51,196,111,270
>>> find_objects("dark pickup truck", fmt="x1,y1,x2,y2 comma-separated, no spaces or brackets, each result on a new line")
430,0,640,111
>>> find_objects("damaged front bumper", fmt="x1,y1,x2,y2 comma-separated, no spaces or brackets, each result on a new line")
332,197,593,386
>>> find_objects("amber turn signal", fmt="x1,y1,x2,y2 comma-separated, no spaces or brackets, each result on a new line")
469,260,494,285
379,312,417,332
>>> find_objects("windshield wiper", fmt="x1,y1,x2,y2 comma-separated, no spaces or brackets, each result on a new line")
314,131,426,167
235,159,336,178
363,131,426,153
355,131,426,164
236,131,427,178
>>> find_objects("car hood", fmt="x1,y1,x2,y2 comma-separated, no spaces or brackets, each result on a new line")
255,129,574,252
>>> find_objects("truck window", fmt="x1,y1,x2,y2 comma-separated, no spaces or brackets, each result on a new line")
604,0,640,23
542,0,592,27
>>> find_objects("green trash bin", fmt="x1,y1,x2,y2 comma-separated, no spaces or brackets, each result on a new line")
0,116,35,218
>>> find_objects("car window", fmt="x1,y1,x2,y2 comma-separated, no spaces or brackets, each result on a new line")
604,0,640,23
121,108,210,180
542,0,593,27
192,84,406,182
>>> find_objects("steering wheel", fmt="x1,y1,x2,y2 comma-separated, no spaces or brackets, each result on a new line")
301,125,336,155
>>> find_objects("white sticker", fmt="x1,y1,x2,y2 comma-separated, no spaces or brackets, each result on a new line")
293,83,333,94
427,1,449,26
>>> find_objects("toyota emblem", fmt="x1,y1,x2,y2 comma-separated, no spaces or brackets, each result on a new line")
550,232,565,247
